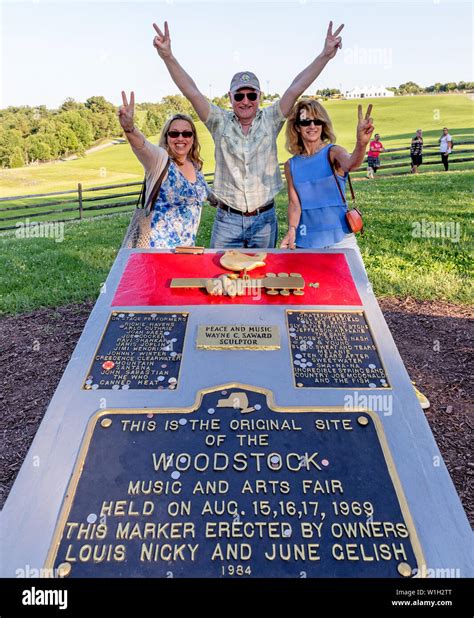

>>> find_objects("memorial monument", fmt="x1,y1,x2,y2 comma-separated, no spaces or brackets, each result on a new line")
1,248,472,579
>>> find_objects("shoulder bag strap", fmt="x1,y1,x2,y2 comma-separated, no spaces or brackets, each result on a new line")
144,157,171,216
136,179,146,209
326,145,356,207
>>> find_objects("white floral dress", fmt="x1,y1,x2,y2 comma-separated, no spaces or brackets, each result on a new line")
150,161,208,248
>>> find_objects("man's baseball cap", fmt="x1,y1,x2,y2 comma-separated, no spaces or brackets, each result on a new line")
229,72,261,94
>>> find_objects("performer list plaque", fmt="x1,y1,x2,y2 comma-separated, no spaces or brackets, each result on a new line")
46,387,422,578
83,312,188,390
287,311,389,389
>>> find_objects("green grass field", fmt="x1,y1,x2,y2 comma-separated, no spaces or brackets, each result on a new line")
1,94,473,199
0,169,471,315
1,94,472,231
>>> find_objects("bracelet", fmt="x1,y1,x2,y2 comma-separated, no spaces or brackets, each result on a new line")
289,224,297,231
124,126,135,134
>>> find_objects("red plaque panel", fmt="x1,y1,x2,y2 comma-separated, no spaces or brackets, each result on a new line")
112,252,361,307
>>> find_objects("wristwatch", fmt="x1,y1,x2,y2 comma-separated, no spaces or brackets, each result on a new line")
124,126,135,134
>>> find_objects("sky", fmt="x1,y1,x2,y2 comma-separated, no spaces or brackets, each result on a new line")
0,0,472,109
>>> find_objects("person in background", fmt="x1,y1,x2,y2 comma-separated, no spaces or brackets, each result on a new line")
280,98,373,268
152,20,344,248
366,133,384,178
118,91,208,248
410,129,423,173
439,127,453,171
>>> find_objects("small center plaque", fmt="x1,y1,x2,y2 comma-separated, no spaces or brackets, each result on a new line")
287,311,389,389
46,385,423,578
83,311,188,390
197,325,280,350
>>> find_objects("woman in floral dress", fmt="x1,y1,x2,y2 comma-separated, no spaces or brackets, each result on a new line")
119,91,207,247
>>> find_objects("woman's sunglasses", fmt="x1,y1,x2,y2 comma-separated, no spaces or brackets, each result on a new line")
233,92,259,102
297,118,324,127
167,130,193,138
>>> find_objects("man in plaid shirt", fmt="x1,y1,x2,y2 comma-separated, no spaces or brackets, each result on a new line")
153,20,344,248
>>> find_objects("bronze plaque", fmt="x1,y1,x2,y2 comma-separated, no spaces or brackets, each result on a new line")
45,385,424,578
196,325,280,350
83,311,188,390
287,311,390,389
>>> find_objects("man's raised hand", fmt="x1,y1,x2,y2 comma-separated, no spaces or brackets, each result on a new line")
322,21,344,59
356,104,374,146
118,91,135,132
153,21,172,59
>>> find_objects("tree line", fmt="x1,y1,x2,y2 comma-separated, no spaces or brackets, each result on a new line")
0,97,123,168
138,92,280,135
0,94,202,168
315,80,474,98
1,92,282,169
396,80,474,95
2,83,470,168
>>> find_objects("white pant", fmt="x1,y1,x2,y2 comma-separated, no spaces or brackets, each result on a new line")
326,233,367,274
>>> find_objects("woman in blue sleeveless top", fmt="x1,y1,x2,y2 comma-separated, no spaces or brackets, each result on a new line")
280,98,374,257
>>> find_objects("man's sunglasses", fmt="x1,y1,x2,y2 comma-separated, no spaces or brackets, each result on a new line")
167,130,193,138
297,118,324,127
233,92,259,102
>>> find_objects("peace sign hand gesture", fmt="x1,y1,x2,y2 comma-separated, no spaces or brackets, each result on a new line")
356,104,374,146
153,21,172,59
118,91,135,132
322,21,344,59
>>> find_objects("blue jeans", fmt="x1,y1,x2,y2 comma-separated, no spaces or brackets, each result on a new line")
210,207,278,248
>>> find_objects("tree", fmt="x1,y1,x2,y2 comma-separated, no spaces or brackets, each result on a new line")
0,129,23,167
60,98,85,112
316,88,341,97
25,135,52,162
140,110,158,137
161,94,198,120
0,109,32,136
212,95,229,108
10,147,25,168
85,95,121,139
57,110,94,149
55,124,79,156
85,95,114,114
398,81,421,95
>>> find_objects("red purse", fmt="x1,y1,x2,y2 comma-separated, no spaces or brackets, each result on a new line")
327,147,364,235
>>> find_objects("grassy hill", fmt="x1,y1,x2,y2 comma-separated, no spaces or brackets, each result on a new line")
0,169,472,314
0,94,472,199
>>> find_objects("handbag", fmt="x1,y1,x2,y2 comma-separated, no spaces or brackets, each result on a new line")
121,157,171,248
327,147,364,235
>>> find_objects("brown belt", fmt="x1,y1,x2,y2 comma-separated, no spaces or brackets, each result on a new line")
215,199,275,217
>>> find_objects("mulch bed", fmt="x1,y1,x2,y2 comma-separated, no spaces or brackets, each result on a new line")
1,298,472,525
